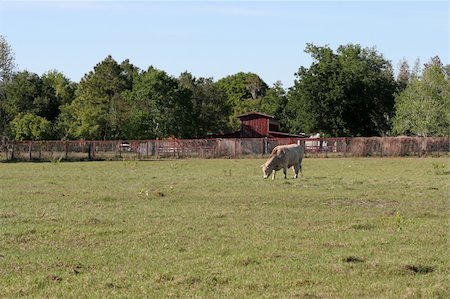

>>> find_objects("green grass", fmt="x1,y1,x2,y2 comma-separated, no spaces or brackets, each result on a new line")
0,157,449,298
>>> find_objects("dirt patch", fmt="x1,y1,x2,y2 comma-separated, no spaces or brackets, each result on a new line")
402,264,434,274
291,279,318,287
105,282,125,289
351,223,375,230
86,218,101,225
343,256,365,263
0,211,17,219
325,198,398,208
48,275,63,283
240,257,260,266
54,262,83,274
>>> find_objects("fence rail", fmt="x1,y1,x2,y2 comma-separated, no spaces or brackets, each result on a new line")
1,137,449,161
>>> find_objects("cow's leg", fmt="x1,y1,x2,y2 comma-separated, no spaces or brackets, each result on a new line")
294,163,300,178
272,170,276,180
283,166,287,179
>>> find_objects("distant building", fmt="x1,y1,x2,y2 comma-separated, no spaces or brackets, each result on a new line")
210,112,306,138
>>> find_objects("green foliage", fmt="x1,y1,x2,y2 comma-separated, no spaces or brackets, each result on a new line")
62,56,132,140
395,211,403,232
10,112,52,140
120,59,140,90
1,39,448,141
392,63,450,137
2,71,43,117
285,43,397,136
41,70,77,106
179,72,231,136
216,72,268,102
259,81,287,118
431,162,448,175
1,70,73,139
396,59,410,92
127,67,194,139
0,71,76,139
0,35,16,82
216,72,269,130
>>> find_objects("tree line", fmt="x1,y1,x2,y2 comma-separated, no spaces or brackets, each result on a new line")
1,36,449,141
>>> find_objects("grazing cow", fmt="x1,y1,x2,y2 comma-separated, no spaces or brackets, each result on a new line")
261,144,304,180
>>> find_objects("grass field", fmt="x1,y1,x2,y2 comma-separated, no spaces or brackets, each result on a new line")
0,157,449,298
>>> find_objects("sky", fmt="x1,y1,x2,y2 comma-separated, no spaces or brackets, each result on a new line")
0,0,448,88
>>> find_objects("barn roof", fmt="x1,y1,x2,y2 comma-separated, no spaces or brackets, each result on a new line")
268,131,307,138
237,112,275,119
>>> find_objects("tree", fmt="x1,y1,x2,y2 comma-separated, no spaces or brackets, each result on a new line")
1,70,62,131
216,72,269,130
392,59,450,137
127,67,194,139
284,43,397,136
1,71,41,118
62,56,132,139
120,59,140,90
41,70,77,106
411,58,422,80
1,70,69,121
179,72,231,136
0,35,16,137
259,81,287,119
39,70,77,139
397,59,410,92
10,112,52,140
1,70,77,139
0,35,16,83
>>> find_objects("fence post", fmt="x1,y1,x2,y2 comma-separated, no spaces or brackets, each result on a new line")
88,142,92,160
264,137,268,155
346,138,350,157
29,141,32,161
417,138,421,157
11,141,15,160
4,141,8,160
380,138,383,157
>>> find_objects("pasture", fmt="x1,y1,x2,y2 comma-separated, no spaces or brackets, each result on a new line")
0,158,448,298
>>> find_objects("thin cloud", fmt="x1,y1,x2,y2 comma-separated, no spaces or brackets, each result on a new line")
196,5,274,17
2,0,130,12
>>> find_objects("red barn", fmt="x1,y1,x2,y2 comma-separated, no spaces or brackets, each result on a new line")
238,112,277,137
207,112,305,138
237,112,305,138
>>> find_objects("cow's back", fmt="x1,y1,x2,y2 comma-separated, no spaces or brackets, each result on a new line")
283,144,303,165
271,144,303,165
269,146,283,158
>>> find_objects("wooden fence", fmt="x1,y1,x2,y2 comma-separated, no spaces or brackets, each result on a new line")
0,137,448,161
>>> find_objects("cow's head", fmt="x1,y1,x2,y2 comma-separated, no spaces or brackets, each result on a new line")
261,163,272,179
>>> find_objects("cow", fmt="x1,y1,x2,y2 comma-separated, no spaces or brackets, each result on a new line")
261,144,304,180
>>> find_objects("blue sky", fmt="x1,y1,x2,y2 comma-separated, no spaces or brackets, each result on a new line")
0,1,448,87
